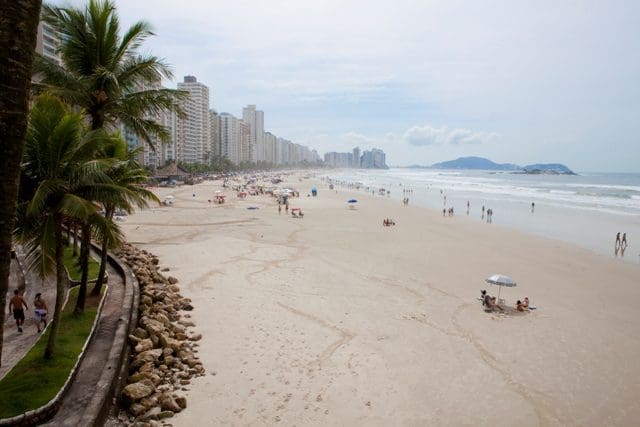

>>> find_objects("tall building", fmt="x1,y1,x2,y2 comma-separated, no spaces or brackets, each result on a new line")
219,113,238,164
264,132,277,164
35,20,62,66
242,104,264,163
209,109,221,160
352,147,361,167
177,76,211,164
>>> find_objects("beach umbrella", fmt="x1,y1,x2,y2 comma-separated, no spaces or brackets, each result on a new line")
348,199,358,203
164,195,174,199
485,274,516,302
247,206,259,210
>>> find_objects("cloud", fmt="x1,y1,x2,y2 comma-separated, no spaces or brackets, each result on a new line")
403,126,498,146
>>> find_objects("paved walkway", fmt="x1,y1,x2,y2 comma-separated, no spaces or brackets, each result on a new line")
43,258,126,426
1,250,58,378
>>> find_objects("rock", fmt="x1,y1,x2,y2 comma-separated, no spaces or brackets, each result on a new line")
180,379,190,385
188,333,202,342
160,396,182,413
128,372,147,384
142,317,166,336
139,406,161,421
134,328,150,339
167,276,178,284
157,411,174,420
135,339,153,353
175,332,188,341
139,396,158,410
161,267,170,272
154,313,171,328
169,285,180,293
123,382,154,401
178,319,195,328
174,396,187,409
129,403,147,417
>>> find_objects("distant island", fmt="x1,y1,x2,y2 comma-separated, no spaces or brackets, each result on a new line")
408,156,576,175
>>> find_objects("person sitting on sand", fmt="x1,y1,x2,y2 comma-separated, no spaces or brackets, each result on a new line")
298,210,304,218
516,300,526,312
482,291,491,307
489,296,504,311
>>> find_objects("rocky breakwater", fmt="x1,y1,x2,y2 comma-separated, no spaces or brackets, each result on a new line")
116,243,204,425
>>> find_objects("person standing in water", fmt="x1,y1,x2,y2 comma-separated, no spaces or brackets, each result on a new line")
531,202,535,213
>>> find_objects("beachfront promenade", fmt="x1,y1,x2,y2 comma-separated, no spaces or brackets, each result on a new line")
121,173,640,426
1,247,134,426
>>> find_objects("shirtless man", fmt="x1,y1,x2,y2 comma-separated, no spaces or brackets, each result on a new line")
8,289,28,333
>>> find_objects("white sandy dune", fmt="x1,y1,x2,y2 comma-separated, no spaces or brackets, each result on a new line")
122,173,640,426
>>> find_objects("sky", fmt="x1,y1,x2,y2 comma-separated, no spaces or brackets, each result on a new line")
55,0,640,172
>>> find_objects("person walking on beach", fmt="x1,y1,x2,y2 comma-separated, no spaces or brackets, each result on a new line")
34,293,48,333
278,203,282,215
531,202,535,213
482,205,485,219
622,233,628,248
8,289,28,333
615,232,621,248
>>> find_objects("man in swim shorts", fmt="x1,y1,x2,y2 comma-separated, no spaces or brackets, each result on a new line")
8,289,28,333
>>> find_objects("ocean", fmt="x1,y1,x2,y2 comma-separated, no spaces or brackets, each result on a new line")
322,168,640,264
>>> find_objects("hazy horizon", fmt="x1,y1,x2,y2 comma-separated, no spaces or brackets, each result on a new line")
51,0,640,172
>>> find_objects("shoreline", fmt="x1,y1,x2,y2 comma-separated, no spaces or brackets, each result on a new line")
122,171,640,426
322,169,640,264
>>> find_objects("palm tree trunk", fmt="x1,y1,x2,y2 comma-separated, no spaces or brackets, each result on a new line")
74,222,90,315
0,0,43,367
45,218,66,359
91,209,113,297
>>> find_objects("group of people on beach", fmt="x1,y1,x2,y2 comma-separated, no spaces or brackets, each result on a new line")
481,206,494,223
383,218,396,226
443,207,454,217
7,289,48,333
615,232,628,249
402,197,410,206
481,290,529,313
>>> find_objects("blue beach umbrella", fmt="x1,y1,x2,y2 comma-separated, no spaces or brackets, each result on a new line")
348,199,358,203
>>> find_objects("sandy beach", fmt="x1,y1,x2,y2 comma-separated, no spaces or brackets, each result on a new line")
122,172,640,426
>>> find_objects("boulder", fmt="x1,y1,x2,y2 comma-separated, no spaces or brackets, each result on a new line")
168,276,179,284
123,382,154,401
175,396,187,409
134,339,153,353
160,396,182,413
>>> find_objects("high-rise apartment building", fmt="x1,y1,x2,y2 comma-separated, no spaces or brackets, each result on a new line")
177,76,211,164
220,113,240,164
209,109,221,160
242,105,264,162
35,20,62,66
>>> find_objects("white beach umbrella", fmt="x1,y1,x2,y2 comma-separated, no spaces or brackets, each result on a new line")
485,274,516,302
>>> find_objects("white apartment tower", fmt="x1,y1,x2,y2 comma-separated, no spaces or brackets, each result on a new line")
177,76,211,164
209,109,221,160
242,104,264,163
219,113,240,164
35,20,62,66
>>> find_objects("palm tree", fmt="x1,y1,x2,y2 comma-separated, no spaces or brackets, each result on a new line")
17,94,118,358
91,146,159,297
0,0,42,368
34,0,185,142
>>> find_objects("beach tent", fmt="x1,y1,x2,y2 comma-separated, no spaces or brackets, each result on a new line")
485,274,516,303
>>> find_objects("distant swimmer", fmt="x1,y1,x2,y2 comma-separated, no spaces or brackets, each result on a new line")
531,202,535,213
